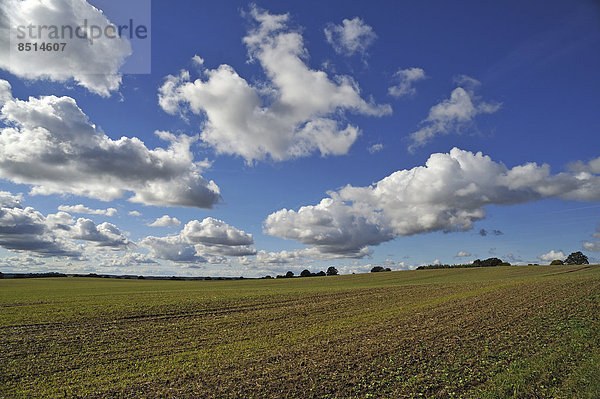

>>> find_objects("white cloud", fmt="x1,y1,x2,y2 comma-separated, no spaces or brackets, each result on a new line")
568,156,600,175
0,0,130,96
409,77,501,151
141,217,256,264
265,148,600,257
368,143,383,154
0,88,221,208
191,55,204,66
538,250,566,262
181,217,253,246
158,7,390,163
388,67,426,98
140,235,204,264
456,251,471,257
128,210,142,217
584,242,600,252
58,204,117,217
0,80,12,107
70,218,132,249
103,252,158,267
148,215,181,227
324,17,377,56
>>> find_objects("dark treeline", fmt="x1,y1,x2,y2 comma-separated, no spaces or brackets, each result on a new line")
0,272,67,279
270,267,339,279
416,257,510,270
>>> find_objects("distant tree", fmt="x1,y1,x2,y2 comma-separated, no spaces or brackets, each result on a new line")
0,272,3,279
550,259,564,265
385,267,392,272
371,266,385,273
472,259,482,267
564,251,589,265
285,271,294,278
300,269,312,277
264,275,272,279
137,275,145,279
316,271,326,276
481,257,503,267
326,267,338,276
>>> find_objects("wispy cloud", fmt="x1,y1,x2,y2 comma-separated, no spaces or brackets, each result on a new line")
388,67,426,98
324,17,377,56
408,76,501,152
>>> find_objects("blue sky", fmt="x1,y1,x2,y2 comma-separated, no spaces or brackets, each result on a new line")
0,0,599,276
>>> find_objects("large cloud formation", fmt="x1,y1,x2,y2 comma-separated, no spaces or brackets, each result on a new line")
141,217,256,264
0,191,81,257
0,191,132,257
265,148,600,257
158,6,390,163
0,80,221,208
0,0,130,96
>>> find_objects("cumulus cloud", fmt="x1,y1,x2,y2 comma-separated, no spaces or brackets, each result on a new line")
538,250,566,262
58,204,117,217
128,210,142,217
158,7,390,163
456,251,471,257
388,67,426,98
141,217,256,264
568,156,600,175
140,235,204,264
0,191,81,257
0,80,12,107
0,88,221,208
0,0,130,96
148,215,181,227
408,77,501,151
265,148,600,257
324,17,377,56
70,218,132,249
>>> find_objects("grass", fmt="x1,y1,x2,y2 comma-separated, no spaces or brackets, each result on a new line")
1,265,599,398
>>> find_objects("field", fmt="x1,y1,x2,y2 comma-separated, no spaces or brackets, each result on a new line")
1,265,600,398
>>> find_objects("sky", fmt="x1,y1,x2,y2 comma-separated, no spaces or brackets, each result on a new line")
0,0,599,277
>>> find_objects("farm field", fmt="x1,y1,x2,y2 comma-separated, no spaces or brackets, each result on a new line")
1,265,600,398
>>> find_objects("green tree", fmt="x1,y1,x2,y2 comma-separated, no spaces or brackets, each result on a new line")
550,259,564,265
285,271,294,278
326,266,338,276
300,269,311,277
564,251,589,265
371,266,385,273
